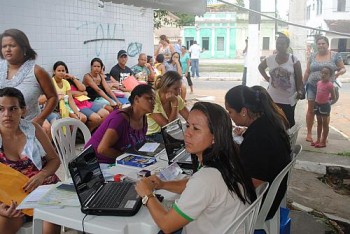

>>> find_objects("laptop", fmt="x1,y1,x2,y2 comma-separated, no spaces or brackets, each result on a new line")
68,145,142,216
161,119,194,170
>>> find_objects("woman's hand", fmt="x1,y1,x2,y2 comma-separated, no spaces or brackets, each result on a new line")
233,126,247,136
0,201,24,218
23,172,46,193
135,178,155,197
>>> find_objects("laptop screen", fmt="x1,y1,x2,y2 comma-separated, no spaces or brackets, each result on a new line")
69,145,105,205
161,119,186,161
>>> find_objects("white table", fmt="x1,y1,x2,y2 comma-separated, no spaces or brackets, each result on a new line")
33,152,178,234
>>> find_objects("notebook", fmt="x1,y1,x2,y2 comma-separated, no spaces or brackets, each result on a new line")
161,119,193,169
68,145,141,216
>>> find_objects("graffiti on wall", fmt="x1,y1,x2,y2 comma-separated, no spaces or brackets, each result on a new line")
76,22,125,57
126,42,142,57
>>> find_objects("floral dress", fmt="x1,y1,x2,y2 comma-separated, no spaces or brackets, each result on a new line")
0,119,59,184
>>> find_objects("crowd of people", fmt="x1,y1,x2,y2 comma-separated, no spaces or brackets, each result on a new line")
0,27,346,234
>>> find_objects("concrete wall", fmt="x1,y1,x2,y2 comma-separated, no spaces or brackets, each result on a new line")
0,0,154,79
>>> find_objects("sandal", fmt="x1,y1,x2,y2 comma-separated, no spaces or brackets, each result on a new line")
310,142,319,146
315,143,326,148
305,137,313,142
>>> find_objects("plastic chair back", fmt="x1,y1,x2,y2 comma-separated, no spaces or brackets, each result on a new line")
254,144,302,234
287,123,301,150
51,118,91,180
224,182,269,234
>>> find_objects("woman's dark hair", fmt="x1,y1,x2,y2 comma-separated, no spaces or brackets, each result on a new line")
156,54,165,63
53,61,69,75
0,28,37,60
159,35,169,44
168,52,182,68
316,36,329,46
155,70,182,92
225,85,291,149
0,87,26,108
181,45,187,50
191,102,256,204
128,84,154,105
251,86,290,129
90,57,104,68
147,55,153,63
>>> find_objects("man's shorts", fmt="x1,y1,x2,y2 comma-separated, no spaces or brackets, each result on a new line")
314,102,331,116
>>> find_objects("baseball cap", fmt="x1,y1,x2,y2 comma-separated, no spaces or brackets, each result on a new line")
117,50,127,58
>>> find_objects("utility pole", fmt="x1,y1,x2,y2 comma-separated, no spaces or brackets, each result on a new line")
246,0,261,86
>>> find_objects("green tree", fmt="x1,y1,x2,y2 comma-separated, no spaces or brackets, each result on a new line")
154,10,195,29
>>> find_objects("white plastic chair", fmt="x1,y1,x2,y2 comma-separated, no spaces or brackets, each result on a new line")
254,144,302,234
287,123,301,150
51,118,91,180
224,182,269,234
16,222,32,234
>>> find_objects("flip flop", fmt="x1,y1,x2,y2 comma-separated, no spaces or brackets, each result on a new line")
315,143,326,148
306,137,313,142
310,142,318,146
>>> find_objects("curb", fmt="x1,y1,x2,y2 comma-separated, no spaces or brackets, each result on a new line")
294,160,350,175
290,201,350,225
196,77,350,83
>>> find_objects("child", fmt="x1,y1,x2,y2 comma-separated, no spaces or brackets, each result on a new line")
312,66,336,148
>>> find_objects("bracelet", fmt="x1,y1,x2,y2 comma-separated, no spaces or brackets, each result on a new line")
171,105,178,108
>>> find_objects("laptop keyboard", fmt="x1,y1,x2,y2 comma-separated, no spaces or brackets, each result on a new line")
90,182,132,208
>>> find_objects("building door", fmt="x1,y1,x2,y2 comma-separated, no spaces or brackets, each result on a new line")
185,37,194,49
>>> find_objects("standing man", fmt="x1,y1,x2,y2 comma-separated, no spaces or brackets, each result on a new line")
131,53,155,84
189,40,201,78
242,38,248,86
110,50,134,92
174,38,182,54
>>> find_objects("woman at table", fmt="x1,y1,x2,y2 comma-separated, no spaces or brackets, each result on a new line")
83,58,122,112
303,36,346,142
135,102,256,234
165,52,187,101
0,28,58,126
225,85,291,220
0,87,61,234
85,84,155,164
146,71,189,143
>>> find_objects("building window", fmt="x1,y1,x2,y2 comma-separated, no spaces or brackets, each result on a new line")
307,5,311,20
217,37,224,51
337,0,346,11
317,0,322,15
262,37,270,50
202,37,209,50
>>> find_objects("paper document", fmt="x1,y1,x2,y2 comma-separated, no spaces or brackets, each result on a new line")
138,142,160,152
17,185,53,210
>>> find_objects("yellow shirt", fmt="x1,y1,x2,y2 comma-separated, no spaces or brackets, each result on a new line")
146,91,185,135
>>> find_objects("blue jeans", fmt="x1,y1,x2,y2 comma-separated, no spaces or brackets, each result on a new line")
191,59,199,77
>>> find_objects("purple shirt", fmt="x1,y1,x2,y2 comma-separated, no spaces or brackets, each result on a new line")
85,110,147,164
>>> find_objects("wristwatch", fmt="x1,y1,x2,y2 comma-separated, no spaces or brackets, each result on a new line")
142,193,155,206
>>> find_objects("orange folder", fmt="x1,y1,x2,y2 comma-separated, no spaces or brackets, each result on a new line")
0,162,33,216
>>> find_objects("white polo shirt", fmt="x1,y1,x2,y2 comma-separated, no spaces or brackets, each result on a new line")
189,44,201,59
173,167,249,234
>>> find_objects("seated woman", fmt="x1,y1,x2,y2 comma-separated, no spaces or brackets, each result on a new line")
83,58,122,112
53,61,110,131
154,54,166,87
85,84,155,164
165,52,186,101
146,71,189,143
225,85,291,220
41,62,88,139
0,87,61,234
135,102,256,234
